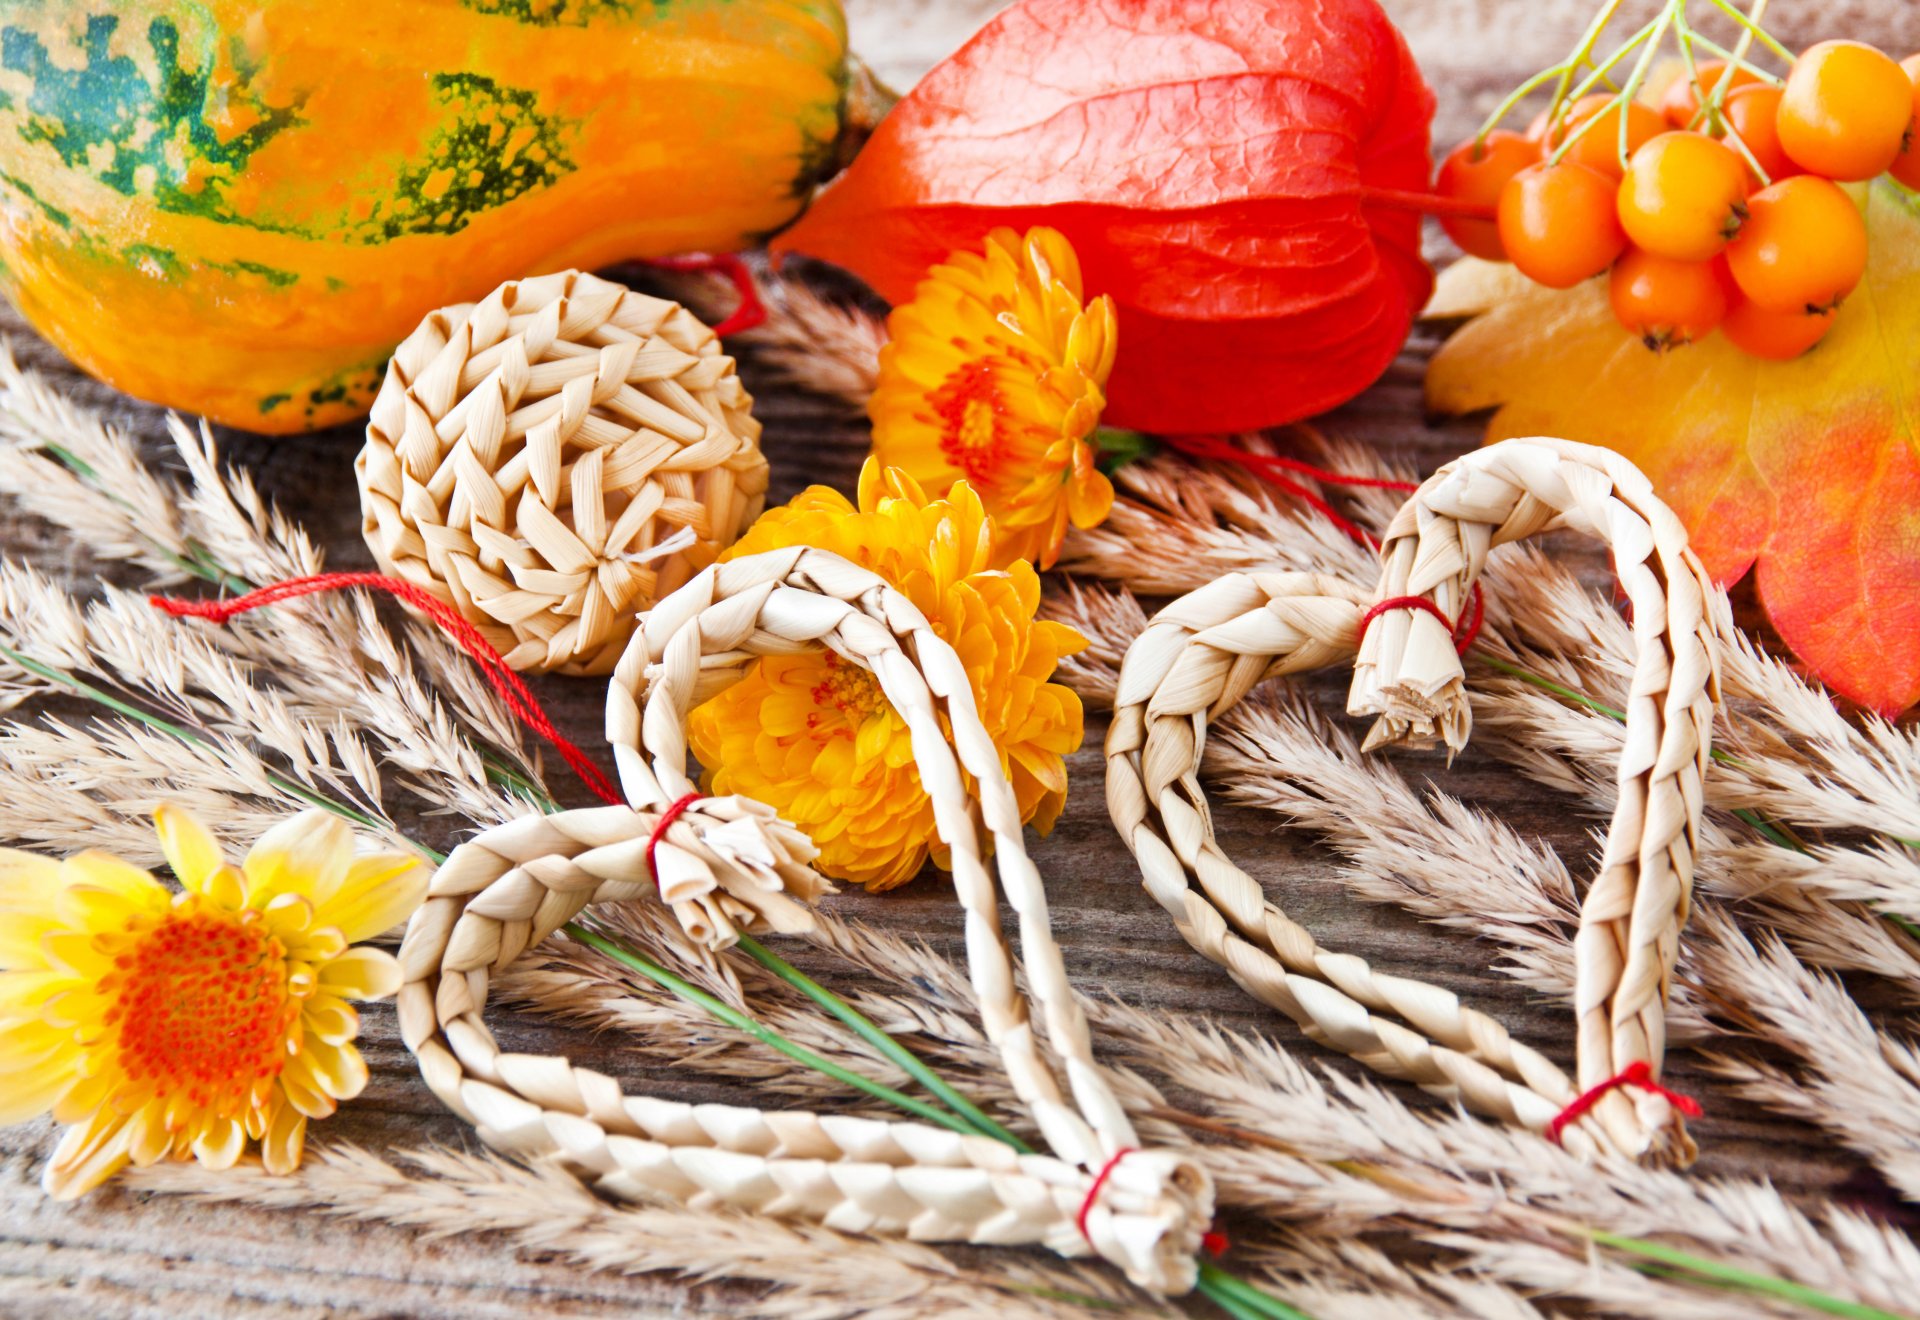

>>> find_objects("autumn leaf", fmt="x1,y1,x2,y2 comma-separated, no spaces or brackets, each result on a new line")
1425,182,1920,714
774,0,1435,435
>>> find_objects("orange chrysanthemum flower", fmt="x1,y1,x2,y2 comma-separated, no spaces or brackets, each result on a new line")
870,226,1118,570
0,806,426,1199
689,461,1088,890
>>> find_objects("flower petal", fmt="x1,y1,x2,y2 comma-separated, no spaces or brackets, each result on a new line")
315,946,403,1001
312,852,429,944
59,854,165,907
43,1110,134,1200
0,1052,72,1124
190,1116,245,1170
242,810,352,909
261,1102,307,1175
293,1037,369,1102
301,994,360,1046
0,850,63,968
153,804,228,896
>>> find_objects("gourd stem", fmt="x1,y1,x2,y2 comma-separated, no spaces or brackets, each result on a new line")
829,52,900,177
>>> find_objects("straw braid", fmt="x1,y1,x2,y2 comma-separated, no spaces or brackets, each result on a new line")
608,547,1165,1176
357,269,769,675
1106,440,1724,1164
1351,437,1723,1162
395,798,1205,1290
400,545,1212,1293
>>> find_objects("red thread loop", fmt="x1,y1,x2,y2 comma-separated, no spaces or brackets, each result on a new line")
1159,433,1485,655
1357,591,1484,656
645,792,703,889
149,573,624,808
1076,1147,1136,1243
1545,1061,1703,1145
640,252,766,337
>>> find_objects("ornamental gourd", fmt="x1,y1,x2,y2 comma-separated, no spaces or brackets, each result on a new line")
0,1,848,433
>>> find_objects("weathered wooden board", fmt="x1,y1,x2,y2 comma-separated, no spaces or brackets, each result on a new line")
4,2,1917,1314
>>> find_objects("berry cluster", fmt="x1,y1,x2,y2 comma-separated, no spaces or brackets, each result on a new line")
1437,40,1920,359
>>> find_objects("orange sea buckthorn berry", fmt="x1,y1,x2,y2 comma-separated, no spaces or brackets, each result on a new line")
1616,132,1750,261
1661,59,1761,127
1777,39,1914,180
1608,248,1729,348
1497,160,1628,289
1889,55,1920,189
1720,84,1799,183
1435,131,1541,260
1720,298,1835,360
1725,175,1867,312
1550,94,1666,179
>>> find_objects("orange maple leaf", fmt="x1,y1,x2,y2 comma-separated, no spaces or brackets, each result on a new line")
1425,182,1920,714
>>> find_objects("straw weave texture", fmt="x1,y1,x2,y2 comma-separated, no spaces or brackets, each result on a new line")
1107,438,1725,1164
357,270,769,675
400,545,1212,1294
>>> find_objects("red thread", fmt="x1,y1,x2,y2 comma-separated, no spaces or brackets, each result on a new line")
646,792,703,888
1076,1147,1136,1243
1160,432,1486,655
1201,1229,1231,1258
149,574,624,808
1357,593,1483,656
1545,1061,1703,1144
1161,433,1403,551
640,252,767,336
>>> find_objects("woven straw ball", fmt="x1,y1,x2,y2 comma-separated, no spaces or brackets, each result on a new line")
356,269,770,675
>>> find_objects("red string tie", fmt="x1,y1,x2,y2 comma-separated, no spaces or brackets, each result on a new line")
640,252,766,337
1545,1061,1703,1145
149,573,625,808
1356,590,1485,657
1076,1147,1136,1244
1201,1229,1231,1258
1160,433,1486,656
645,792,704,890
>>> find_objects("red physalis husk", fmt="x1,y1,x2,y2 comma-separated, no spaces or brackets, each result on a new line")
775,0,1436,433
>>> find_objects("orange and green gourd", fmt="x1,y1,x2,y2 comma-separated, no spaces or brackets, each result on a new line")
0,1,849,432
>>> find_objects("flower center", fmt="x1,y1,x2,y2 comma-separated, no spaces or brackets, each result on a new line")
102,904,294,1113
928,360,1011,483
810,653,889,726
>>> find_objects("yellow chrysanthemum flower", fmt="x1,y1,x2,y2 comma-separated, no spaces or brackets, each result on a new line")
870,226,1118,570
690,461,1088,890
0,806,426,1199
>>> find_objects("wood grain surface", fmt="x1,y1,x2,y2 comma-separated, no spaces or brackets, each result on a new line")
3,2,1916,1315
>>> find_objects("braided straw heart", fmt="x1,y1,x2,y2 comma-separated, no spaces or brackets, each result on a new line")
1107,438,1725,1164
401,544,1212,1294
357,269,770,676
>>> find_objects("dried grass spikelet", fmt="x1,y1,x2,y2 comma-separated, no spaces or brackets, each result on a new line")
1106,438,1727,1167
356,270,770,675
400,545,1213,1296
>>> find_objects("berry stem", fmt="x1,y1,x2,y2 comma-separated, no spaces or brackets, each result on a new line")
1474,63,1569,144
1624,7,1683,135
1546,0,1632,128
1683,32,1783,82
1688,0,1777,182
1552,15,1661,134
1705,0,1795,64
1357,186,1497,220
